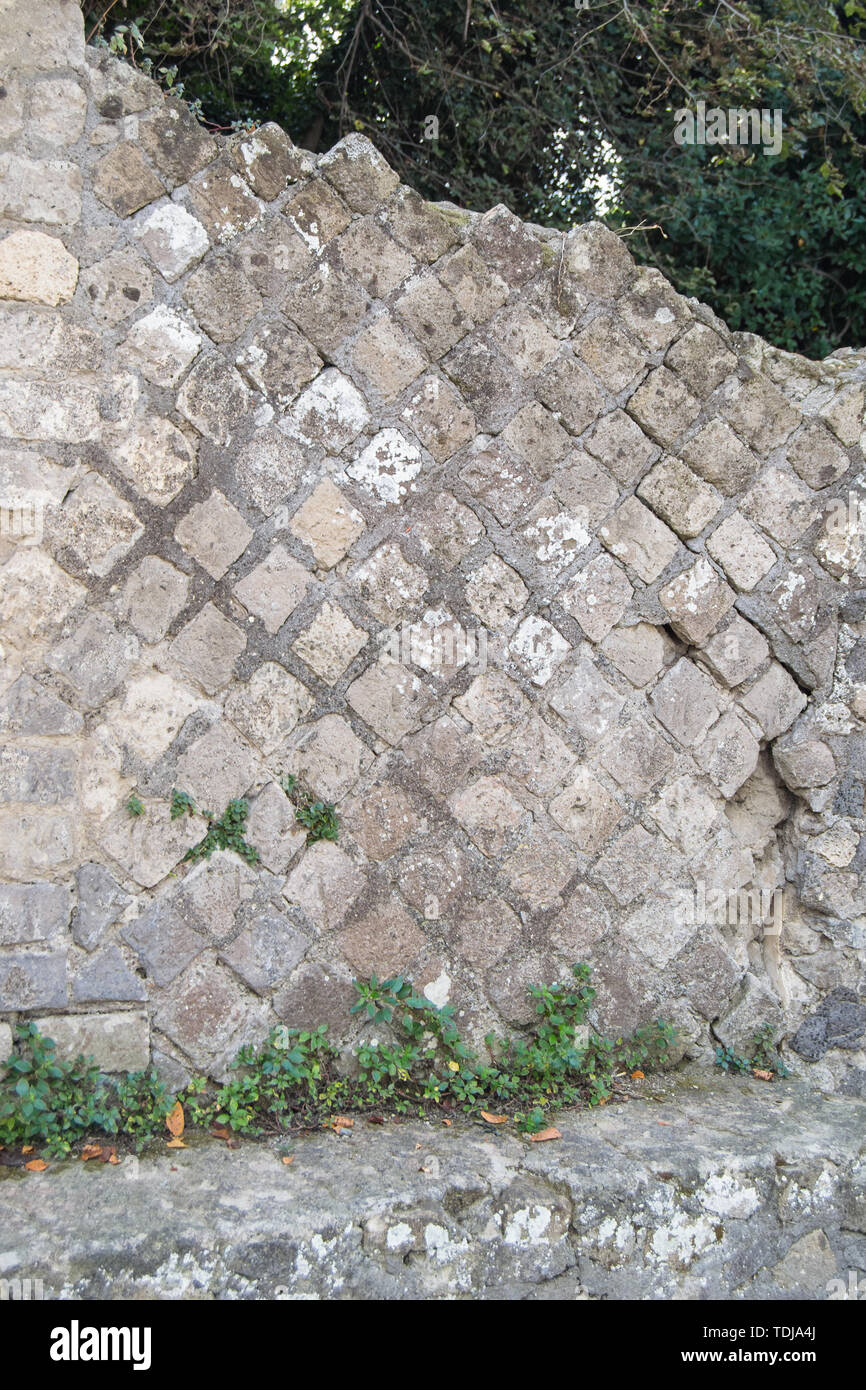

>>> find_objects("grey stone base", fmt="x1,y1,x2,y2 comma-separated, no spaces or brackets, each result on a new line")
1,1067,863,1300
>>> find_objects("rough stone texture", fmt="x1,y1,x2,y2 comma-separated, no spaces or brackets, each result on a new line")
0,1069,862,1301
0,13,863,1099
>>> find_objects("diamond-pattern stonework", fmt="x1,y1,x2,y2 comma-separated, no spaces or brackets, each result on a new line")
3,11,863,1090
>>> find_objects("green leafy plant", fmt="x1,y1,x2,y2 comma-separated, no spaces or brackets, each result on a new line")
715,1024,790,1079
281,774,339,844
125,794,144,818
184,798,260,866
2,966,677,1159
170,787,197,820
0,1024,120,1158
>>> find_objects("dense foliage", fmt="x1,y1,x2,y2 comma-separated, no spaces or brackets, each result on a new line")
82,2,866,355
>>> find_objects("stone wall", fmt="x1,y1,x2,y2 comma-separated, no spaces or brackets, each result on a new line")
0,0,864,1089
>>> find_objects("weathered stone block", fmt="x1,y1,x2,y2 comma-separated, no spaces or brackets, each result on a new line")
132,202,209,282
773,739,835,791
292,602,368,683
0,882,72,946
509,614,571,685
696,612,769,688
352,314,426,400
627,366,702,448
139,101,216,188
113,417,197,507
0,951,66,1010
650,658,723,748
72,862,129,952
224,664,313,758
786,420,850,491
739,662,808,740
573,315,645,393
283,840,366,931
558,553,632,643
186,162,264,243
601,622,672,687
347,659,435,744
183,258,262,343
0,229,78,304
465,554,528,629
122,305,201,388
47,611,133,710
319,134,400,213
695,709,760,797
706,510,776,591
551,657,624,742
92,143,165,217
666,323,737,398
401,376,476,463
167,604,246,694
353,542,428,624
71,947,146,1004
34,1011,149,1071
637,456,722,539
586,409,656,485
599,495,680,582
176,355,251,445
119,556,190,644
659,557,736,645
233,544,311,634
283,713,372,801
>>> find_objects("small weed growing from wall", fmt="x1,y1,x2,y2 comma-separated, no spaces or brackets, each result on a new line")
280,774,339,844
715,1023,789,1079
1,966,680,1158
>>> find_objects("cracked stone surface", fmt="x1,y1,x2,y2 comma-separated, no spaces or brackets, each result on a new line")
0,1068,862,1300
0,6,864,1097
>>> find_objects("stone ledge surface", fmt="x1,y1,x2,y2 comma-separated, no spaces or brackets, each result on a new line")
1,1067,863,1300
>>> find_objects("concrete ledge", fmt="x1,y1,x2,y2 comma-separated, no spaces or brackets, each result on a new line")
1,1068,864,1300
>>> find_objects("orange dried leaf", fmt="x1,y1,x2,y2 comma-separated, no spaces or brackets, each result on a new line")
657,1120,672,1126
441,1117,452,1127
281,1155,294,1166
480,1111,508,1125
631,1070,645,1080
21,1145,34,1154
25,1159,48,1171
752,1068,773,1082
165,1137,186,1149
528,1126,561,1143
80,1144,103,1162
165,1100,185,1138
209,1126,231,1141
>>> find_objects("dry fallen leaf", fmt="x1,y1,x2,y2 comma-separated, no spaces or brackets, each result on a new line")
752,1068,773,1081
441,1117,452,1127
21,1145,33,1154
657,1120,672,1126
480,1111,509,1125
528,1126,561,1143
80,1144,103,1162
166,1100,185,1138
165,1137,186,1149
631,1070,645,1080
210,1126,231,1141
25,1159,48,1171
281,1155,294,1166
